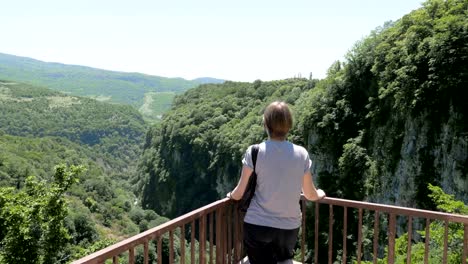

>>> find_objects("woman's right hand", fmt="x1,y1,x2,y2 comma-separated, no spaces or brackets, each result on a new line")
302,171,326,201
316,189,326,200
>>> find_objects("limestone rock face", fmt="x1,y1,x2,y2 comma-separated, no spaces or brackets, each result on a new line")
308,107,468,209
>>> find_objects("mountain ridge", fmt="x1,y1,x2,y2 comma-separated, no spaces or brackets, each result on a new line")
0,52,224,112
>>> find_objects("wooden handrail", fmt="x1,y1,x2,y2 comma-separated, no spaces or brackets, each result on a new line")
315,196,468,223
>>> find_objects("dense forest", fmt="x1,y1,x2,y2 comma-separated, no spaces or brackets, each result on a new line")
136,0,468,261
0,80,145,169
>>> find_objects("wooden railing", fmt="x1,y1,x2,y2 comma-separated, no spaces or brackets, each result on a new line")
303,197,468,264
72,198,244,264
72,196,468,264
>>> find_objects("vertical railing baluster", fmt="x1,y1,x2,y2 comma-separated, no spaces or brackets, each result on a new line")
227,205,232,264
373,211,379,264
221,207,225,264
233,209,238,263
357,208,363,264
424,218,430,264
157,236,162,264
144,240,149,264
463,224,468,264
170,230,174,264
388,213,396,264
314,201,320,264
231,206,235,264
406,216,413,264
113,255,119,264
210,213,214,264
129,247,135,264
328,204,334,264
343,206,348,264
216,208,222,264
191,220,196,264
200,214,206,264
301,199,306,264
240,211,244,259
222,206,227,264
443,220,449,264
181,225,186,264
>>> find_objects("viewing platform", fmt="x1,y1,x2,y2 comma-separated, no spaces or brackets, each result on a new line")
72,196,468,264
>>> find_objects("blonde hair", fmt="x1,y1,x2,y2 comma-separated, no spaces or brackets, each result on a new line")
263,101,293,140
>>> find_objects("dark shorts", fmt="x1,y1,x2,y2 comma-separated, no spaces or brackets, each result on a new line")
243,222,299,264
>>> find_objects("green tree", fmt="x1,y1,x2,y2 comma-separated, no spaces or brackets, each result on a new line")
362,184,468,263
0,164,85,264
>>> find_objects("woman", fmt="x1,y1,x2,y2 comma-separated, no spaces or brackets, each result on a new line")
227,101,325,264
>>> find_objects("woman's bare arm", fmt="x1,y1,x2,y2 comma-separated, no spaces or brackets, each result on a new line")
302,171,326,201
227,165,253,200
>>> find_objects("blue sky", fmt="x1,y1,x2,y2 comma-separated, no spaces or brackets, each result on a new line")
1,0,423,82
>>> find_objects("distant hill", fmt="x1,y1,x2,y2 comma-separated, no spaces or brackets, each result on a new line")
0,53,224,121
192,77,225,84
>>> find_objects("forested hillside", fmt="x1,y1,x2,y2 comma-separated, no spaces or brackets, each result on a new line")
0,53,224,121
0,80,145,170
294,0,468,209
0,81,169,262
136,0,468,219
135,78,317,217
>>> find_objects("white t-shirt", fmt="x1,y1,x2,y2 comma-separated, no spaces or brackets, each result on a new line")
242,140,312,229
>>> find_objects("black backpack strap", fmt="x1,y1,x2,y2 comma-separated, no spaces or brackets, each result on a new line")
251,144,259,172
239,144,260,212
